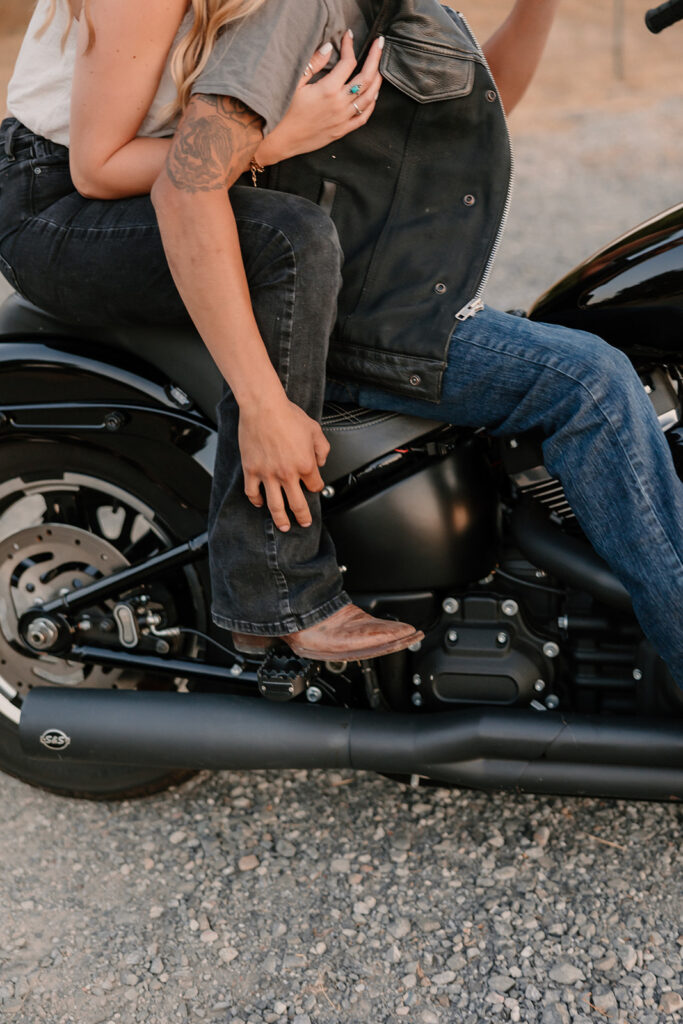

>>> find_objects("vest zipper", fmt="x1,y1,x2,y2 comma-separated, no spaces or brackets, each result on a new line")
454,11,515,322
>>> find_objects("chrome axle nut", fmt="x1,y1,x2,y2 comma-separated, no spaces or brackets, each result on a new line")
27,617,60,651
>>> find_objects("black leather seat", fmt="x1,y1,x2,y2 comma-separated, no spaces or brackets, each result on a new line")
0,293,444,481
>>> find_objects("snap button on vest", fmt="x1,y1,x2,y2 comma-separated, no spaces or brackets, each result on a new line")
486,90,497,102
434,282,447,294
409,374,422,387
463,194,476,207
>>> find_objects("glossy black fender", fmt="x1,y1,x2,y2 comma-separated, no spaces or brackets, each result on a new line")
529,204,683,363
0,335,216,517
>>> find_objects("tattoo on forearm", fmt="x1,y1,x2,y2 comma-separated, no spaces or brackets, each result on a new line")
165,95,263,193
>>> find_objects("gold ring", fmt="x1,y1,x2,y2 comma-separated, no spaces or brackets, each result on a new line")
352,101,363,116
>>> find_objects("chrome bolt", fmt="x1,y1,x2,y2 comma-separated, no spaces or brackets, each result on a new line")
557,615,569,631
545,694,560,710
230,663,243,677
534,679,546,693
446,630,459,644
408,640,422,653
509,439,519,449
632,668,643,682
543,642,560,659
496,632,508,646
77,618,92,632
321,486,335,499
338,565,348,574
501,599,519,617
412,673,422,687
155,639,170,655
442,597,459,615
307,685,323,704
27,617,59,650
535,570,547,579
479,574,495,585
169,385,191,408
411,692,423,707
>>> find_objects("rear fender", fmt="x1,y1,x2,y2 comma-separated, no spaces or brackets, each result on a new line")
0,337,216,513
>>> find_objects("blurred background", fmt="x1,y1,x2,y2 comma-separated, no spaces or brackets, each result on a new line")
1,0,682,309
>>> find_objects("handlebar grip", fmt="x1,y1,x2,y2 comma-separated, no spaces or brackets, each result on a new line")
645,0,683,32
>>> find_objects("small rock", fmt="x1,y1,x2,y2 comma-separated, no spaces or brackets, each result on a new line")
619,945,638,972
390,918,412,939
489,975,515,993
200,930,218,944
276,840,296,858
169,830,186,845
534,826,551,847
596,953,618,971
292,1015,311,1024
149,906,164,919
650,959,675,980
421,1011,440,1023
660,992,683,1015
273,1002,287,1015
238,854,259,872
219,947,239,964
330,857,350,873
149,958,164,975
549,962,585,985
493,866,517,881
592,989,618,1013
541,1006,570,1024
432,971,456,985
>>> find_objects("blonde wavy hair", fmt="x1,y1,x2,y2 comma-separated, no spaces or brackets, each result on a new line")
38,0,269,114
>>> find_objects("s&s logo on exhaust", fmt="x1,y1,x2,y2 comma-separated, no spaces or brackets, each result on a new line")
40,729,71,751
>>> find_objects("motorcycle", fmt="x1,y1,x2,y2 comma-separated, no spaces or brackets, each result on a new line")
0,2,681,802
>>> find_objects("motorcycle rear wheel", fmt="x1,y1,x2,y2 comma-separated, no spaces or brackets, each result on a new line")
0,439,210,799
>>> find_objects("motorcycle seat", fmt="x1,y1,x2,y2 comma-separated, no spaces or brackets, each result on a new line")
0,292,445,481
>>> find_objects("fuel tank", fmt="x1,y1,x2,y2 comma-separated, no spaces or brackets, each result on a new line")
529,204,683,363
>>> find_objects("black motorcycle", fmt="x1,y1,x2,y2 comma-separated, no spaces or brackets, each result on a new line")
0,2,681,802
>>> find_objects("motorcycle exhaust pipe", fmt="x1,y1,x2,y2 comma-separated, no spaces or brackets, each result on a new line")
19,688,683,800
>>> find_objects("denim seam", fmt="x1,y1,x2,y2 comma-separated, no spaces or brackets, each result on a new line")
211,589,352,635
461,334,683,578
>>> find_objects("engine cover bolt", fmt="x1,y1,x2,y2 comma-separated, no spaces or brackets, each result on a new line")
632,668,643,681
321,485,335,499
501,599,518,617
545,694,560,709
155,639,170,655
534,679,546,692
543,641,560,659
442,597,459,615
446,630,458,644
408,640,422,653
496,632,508,646
411,692,423,707
306,685,323,704
230,663,243,677
412,673,422,687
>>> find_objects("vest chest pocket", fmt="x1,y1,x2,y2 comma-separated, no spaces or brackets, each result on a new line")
380,37,476,104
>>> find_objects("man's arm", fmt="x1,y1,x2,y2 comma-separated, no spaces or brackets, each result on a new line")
151,95,329,532
482,0,562,114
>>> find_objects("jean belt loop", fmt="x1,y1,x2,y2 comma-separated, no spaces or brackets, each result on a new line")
3,120,20,162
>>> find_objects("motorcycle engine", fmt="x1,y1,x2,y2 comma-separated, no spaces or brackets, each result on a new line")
407,594,557,709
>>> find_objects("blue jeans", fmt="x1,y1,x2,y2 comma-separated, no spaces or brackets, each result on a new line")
328,306,683,686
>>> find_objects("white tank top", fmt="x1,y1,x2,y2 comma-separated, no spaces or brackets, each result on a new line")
7,0,192,147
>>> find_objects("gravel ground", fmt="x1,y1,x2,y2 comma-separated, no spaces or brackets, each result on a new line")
1,97,683,1024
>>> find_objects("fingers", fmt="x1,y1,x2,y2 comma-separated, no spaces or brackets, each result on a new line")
283,480,313,529
264,480,291,532
356,34,385,85
325,28,360,86
313,431,331,468
299,40,333,87
244,472,264,509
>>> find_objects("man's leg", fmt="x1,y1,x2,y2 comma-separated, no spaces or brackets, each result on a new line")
326,307,683,685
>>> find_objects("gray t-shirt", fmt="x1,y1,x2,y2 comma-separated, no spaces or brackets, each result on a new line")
193,0,374,133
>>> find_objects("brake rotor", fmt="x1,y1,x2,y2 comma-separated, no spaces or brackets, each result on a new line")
0,524,132,695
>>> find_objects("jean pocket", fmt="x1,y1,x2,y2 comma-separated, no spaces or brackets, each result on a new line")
0,252,18,292
29,153,73,214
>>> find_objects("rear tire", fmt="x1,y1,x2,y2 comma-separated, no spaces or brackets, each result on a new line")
0,439,211,798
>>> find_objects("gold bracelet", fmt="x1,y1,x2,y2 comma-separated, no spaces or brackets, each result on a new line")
250,159,265,188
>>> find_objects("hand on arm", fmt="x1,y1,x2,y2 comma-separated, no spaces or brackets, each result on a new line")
256,30,385,166
482,0,562,114
151,95,329,531
69,0,186,198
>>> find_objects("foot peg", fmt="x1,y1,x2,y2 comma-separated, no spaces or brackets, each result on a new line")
257,649,318,702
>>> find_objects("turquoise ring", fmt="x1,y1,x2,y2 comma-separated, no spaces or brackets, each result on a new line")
349,84,361,95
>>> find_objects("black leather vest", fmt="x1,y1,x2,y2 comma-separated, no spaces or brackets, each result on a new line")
263,0,512,403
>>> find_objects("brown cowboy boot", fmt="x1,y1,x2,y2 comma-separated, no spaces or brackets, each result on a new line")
233,604,423,661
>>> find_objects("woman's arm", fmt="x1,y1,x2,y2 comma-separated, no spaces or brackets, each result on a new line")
482,0,562,114
70,0,187,199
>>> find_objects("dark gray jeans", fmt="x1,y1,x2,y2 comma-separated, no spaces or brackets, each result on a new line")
0,118,350,633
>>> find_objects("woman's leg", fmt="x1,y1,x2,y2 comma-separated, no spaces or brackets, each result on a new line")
327,306,683,686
